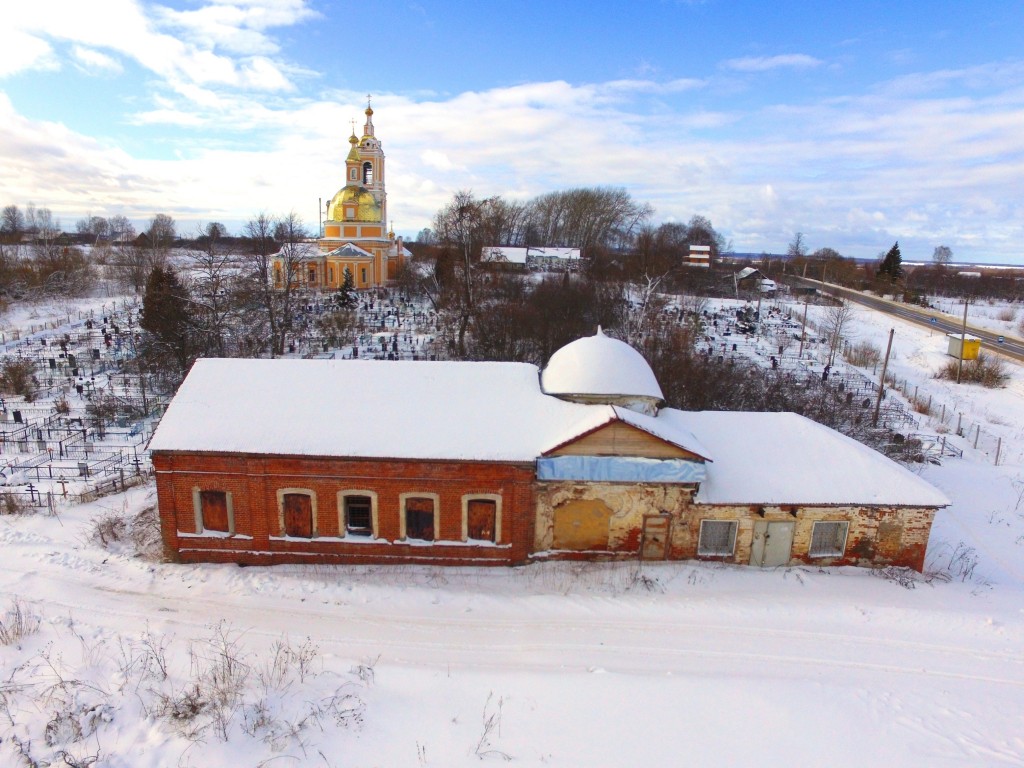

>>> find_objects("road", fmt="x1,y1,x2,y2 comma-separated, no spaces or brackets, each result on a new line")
789,276,1024,362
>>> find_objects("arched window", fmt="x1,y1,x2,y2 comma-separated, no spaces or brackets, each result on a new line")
362,161,373,185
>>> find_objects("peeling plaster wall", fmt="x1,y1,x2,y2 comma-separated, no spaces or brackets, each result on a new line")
535,482,695,553
534,482,937,571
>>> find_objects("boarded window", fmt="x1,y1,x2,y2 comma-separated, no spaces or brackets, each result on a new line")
200,490,229,532
283,493,313,538
698,520,737,556
405,497,434,541
345,495,373,537
552,499,611,550
809,521,849,557
467,499,496,542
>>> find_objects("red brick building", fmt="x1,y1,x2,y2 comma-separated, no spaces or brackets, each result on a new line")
151,332,949,570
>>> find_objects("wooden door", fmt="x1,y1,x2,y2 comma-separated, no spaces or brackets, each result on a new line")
200,491,229,532
640,515,670,560
283,493,313,538
467,499,497,542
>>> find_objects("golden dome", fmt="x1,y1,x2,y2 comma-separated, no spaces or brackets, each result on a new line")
327,186,382,223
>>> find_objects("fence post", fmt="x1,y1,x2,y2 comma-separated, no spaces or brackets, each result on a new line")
974,425,980,450
996,437,1002,466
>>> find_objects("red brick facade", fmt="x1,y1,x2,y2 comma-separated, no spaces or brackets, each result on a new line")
153,451,536,566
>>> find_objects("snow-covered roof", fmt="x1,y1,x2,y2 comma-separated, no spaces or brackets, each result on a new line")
271,241,321,260
151,359,947,509
735,267,762,280
660,410,950,507
149,358,691,463
541,329,664,401
325,243,373,259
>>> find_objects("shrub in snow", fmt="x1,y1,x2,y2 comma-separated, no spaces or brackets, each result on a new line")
936,353,1009,388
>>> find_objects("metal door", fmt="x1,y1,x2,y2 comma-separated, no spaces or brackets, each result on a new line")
751,520,795,567
640,515,671,561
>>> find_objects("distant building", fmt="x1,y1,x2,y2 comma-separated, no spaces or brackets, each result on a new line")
684,244,711,268
272,100,410,291
151,331,948,571
482,246,582,272
734,267,777,294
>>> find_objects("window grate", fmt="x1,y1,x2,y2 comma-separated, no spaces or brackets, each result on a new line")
698,520,737,556
345,496,372,536
809,521,849,557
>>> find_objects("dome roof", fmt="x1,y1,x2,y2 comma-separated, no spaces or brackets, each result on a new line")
327,186,381,222
541,328,663,402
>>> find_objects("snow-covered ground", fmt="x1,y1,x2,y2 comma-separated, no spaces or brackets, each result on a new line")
2,291,1024,767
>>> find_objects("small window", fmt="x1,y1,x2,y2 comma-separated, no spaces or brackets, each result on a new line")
809,521,849,558
405,497,435,541
308,267,316,283
698,520,737,556
467,499,497,542
360,267,367,283
328,266,334,283
282,492,313,538
350,169,357,180
363,161,373,185
200,490,229,532
345,495,373,537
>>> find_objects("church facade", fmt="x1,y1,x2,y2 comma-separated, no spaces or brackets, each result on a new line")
150,332,948,572
273,101,409,291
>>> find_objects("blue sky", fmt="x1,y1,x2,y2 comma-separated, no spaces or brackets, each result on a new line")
1,0,1023,263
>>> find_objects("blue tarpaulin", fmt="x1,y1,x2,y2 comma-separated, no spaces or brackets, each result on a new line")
536,456,706,483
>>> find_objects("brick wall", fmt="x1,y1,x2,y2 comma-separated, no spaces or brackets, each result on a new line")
153,452,536,566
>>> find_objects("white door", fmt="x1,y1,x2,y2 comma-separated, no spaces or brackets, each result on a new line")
751,520,795,567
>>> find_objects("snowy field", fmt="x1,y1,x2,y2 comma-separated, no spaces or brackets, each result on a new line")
2,291,1024,766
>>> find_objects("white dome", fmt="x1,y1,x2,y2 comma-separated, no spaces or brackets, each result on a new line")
541,329,664,405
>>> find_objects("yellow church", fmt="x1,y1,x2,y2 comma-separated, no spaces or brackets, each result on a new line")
273,100,409,291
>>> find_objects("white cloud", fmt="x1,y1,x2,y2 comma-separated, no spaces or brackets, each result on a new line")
2,0,313,97
2,46,1023,263
0,29,59,77
723,54,823,72
71,45,123,75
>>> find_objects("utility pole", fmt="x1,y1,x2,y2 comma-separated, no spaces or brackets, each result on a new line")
956,299,969,384
798,298,809,358
873,328,895,427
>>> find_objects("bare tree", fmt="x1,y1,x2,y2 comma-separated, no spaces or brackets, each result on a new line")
433,191,485,357
526,187,652,253
787,232,808,258
148,213,176,252
107,214,136,242
188,223,240,357
820,300,855,366
932,245,953,265
111,243,156,293
241,211,308,357
621,274,668,346
1,205,25,236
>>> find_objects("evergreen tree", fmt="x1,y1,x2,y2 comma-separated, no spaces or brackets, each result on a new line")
877,241,904,281
140,265,194,374
336,266,356,307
